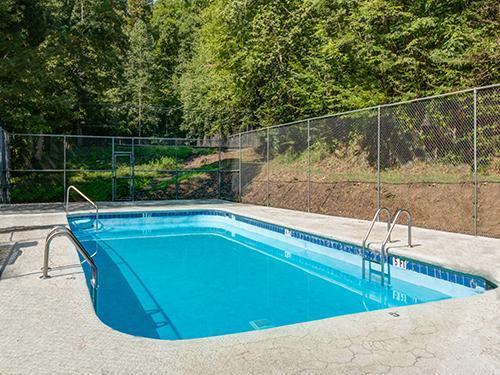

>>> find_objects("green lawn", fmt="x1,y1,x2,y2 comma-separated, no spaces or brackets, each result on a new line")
9,145,221,203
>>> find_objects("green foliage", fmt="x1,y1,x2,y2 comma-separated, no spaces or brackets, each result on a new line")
0,0,54,132
150,0,209,136
0,0,129,133
9,143,219,202
120,19,160,136
126,0,152,29
1,0,498,137
41,0,128,133
10,172,65,202
178,0,498,135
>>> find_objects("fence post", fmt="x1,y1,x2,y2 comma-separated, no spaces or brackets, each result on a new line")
5,130,10,204
111,137,115,201
473,88,478,236
131,137,135,202
218,135,222,199
238,132,242,201
307,119,311,212
175,139,179,200
0,128,4,203
377,106,381,212
63,135,67,203
266,127,270,207
0,128,9,203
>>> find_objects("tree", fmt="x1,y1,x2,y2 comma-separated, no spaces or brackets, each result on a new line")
1,0,498,137
122,19,158,136
36,0,127,134
150,0,209,136
0,0,55,132
126,0,152,29
173,0,499,136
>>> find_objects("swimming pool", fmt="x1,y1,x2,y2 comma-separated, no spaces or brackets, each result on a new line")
68,210,493,340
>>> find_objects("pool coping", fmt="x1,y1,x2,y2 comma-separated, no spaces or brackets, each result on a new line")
1,200,500,374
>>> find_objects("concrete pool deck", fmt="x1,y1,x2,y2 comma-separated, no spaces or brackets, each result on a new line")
0,200,499,374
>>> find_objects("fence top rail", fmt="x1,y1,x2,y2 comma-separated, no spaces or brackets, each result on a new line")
235,83,500,136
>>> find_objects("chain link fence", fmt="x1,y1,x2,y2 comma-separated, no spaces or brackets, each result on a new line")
0,84,498,237
237,84,499,238
0,134,239,205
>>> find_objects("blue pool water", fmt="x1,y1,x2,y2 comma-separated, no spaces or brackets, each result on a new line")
69,210,490,340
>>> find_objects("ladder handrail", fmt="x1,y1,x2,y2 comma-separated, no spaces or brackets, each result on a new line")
361,207,392,280
66,185,99,228
42,226,98,309
379,208,413,285
362,207,392,249
381,208,412,251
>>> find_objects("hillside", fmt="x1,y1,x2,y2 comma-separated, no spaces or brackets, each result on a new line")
239,148,500,237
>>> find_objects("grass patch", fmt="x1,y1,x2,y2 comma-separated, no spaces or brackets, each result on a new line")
9,145,220,203
266,149,500,184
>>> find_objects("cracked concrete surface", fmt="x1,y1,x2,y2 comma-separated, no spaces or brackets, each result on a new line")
0,200,499,374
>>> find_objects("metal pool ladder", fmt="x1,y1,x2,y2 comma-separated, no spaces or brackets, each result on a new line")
362,208,413,286
41,226,98,310
361,208,392,282
66,185,99,229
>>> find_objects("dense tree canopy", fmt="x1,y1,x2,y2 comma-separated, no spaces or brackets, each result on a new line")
0,0,498,136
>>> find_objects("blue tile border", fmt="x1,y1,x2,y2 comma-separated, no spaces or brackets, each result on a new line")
68,209,495,291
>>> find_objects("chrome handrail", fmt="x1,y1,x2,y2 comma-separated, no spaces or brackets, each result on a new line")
42,226,98,309
379,208,413,285
361,207,392,279
66,185,99,228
